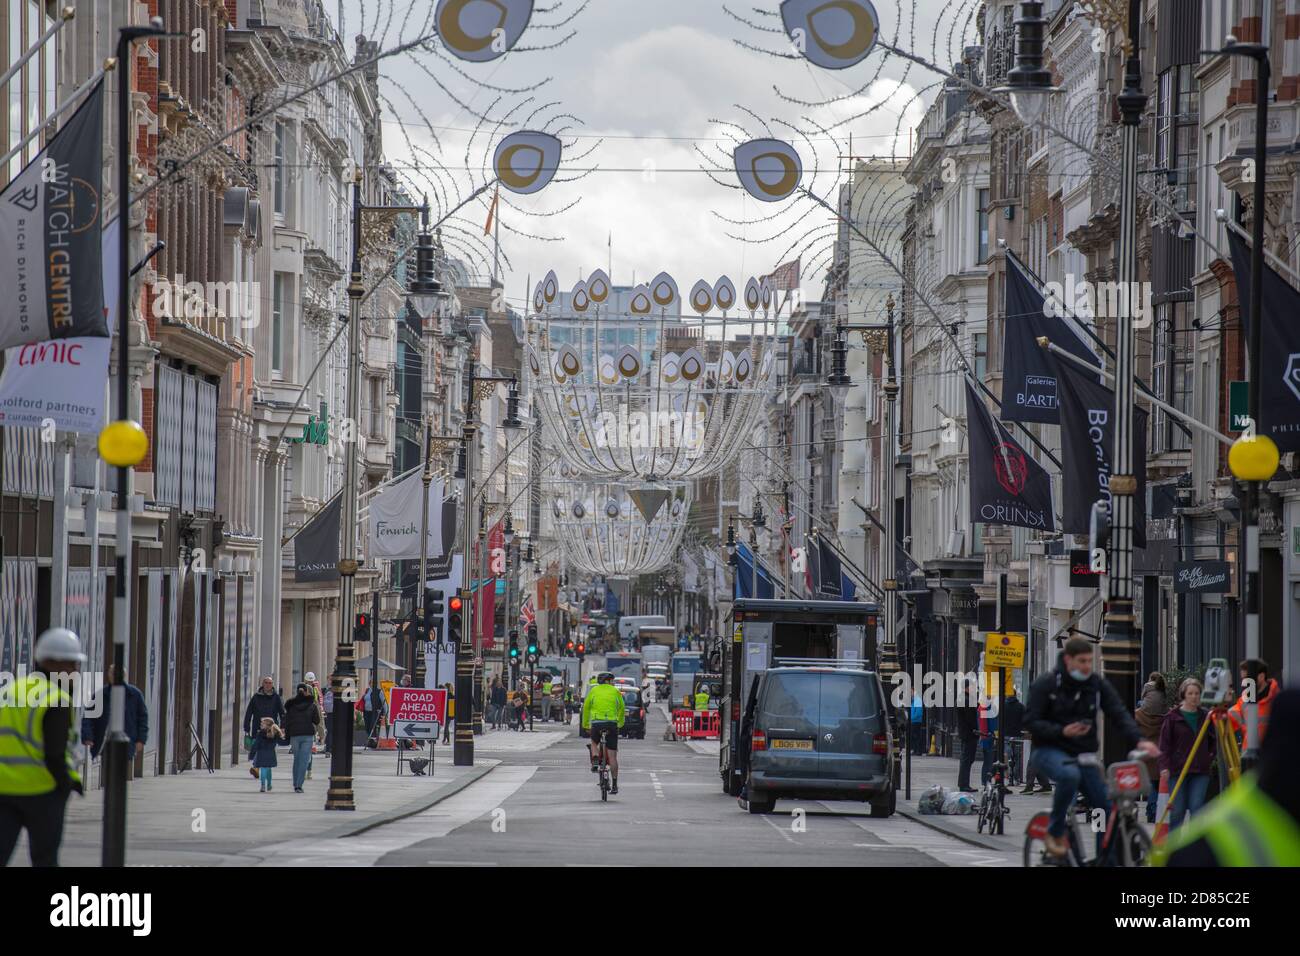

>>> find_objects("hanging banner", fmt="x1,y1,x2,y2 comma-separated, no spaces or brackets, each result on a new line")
966,380,1056,532
1051,354,1147,547
0,82,107,351
294,494,342,582
1173,561,1230,594
1227,229,1300,451
1000,254,1097,424
0,215,117,432
368,471,445,560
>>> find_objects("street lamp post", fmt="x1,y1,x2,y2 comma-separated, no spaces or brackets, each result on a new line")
1214,36,1276,764
327,175,430,810
99,16,173,867
830,295,899,675
455,357,519,765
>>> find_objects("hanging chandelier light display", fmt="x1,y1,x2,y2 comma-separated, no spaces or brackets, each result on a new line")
549,474,691,577
525,267,779,482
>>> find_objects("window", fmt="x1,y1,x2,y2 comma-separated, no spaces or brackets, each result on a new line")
976,188,990,264
274,121,287,217
1151,302,1192,455
972,332,988,382
1155,65,1198,212
271,273,284,374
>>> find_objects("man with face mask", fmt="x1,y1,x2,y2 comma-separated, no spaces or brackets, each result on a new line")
1025,634,1157,858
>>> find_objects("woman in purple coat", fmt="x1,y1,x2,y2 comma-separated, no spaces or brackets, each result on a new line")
1157,678,1216,828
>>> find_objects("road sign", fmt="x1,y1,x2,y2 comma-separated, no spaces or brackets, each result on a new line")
389,686,448,726
394,721,439,740
1229,380,1249,432
984,632,1026,669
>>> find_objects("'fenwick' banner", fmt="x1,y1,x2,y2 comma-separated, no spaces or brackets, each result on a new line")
1051,354,1148,547
1174,561,1231,594
1000,253,1097,424
0,82,107,351
1227,229,1300,451
294,494,342,583
965,380,1056,532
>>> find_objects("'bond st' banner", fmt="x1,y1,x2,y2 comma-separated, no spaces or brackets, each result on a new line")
1227,229,1300,451
0,82,106,351
368,470,445,561
1051,355,1148,547
966,380,1055,532
1000,253,1096,424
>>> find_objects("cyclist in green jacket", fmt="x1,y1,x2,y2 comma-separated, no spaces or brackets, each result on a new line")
583,673,626,793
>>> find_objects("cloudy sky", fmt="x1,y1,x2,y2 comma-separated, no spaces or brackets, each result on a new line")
339,0,979,312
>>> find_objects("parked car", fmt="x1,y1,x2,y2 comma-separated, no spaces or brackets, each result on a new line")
736,666,894,817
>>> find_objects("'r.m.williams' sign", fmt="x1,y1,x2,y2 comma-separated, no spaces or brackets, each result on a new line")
1173,561,1230,594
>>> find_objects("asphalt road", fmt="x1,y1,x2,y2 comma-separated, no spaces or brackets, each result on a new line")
370,698,1006,866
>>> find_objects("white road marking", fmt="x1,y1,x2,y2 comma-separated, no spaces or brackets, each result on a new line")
649,771,666,799
760,813,797,844
248,766,538,866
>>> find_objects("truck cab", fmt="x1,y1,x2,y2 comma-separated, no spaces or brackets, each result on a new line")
718,598,883,798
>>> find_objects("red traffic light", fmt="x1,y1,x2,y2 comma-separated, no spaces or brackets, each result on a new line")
576,642,585,654
449,596,463,612
566,640,575,650
356,613,368,626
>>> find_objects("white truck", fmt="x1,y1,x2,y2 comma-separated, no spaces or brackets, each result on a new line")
617,614,667,646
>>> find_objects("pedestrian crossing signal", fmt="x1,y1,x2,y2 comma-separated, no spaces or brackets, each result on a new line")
353,613,370,643
575,642,585,661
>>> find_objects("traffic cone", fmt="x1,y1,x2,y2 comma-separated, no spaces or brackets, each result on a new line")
1152,771,1171,844
928,734,939,756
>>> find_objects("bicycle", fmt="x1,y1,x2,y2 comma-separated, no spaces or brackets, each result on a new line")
976,758,1010,835
590,720,616,801
1023,753,1151,867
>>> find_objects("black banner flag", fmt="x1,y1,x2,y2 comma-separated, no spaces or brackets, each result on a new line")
1000,253,1097,423
1227,229,1300,451
294,494,342,583
0,82,106,350
1051,355,1147,547
966,380,1055,532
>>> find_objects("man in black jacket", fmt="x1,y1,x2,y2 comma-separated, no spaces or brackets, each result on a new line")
955,695,980,793
1025,635,1157,857
243,677,286,746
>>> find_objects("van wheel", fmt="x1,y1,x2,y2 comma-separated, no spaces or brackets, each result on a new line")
723,773,742,797
746,794,775,814
869,787,896,818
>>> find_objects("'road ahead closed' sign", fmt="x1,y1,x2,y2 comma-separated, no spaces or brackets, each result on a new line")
389,687,448,728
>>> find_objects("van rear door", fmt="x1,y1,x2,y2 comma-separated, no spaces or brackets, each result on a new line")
755,671,821,777
817,672,885,781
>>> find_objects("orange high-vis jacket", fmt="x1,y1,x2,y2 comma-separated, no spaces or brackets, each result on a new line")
1229,678,1279,750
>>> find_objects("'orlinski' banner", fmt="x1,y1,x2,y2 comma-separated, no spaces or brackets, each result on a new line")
966,380,1055,532
1050,355,1147,547
1000,253,1096,423
0,82,106,351
1227,229,1300,451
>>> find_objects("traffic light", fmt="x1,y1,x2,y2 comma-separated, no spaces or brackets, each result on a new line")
508,628,520,661
447,593,464,644
353,612,371,643
526,624,539,665
425,588,444,640
565,639,575,656
575,641,585,661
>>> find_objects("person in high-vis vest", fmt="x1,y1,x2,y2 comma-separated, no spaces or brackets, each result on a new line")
0,628,87,867
1156,689,1300,867
694,688,710,711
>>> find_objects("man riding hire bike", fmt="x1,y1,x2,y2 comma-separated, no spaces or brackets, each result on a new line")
1025,634,1158,858
582,672,626,794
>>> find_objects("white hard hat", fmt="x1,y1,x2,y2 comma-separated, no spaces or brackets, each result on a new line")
305,672,316,682
34,627,87,664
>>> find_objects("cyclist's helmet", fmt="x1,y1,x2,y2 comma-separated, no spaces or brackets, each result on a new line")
597,672,614,684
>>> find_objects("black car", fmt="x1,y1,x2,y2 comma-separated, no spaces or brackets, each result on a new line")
620,687,647,739
735,666,894,816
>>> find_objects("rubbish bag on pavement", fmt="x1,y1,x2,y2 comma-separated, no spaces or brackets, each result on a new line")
941,790,976,815
918,784,947,814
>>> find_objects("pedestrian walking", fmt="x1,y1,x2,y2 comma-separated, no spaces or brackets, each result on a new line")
442,683,455,744
0,628,87,867
251,718,284,792
1135,672,1168,821
305,671,325,754
512,688,529,731
955,697,979,793
490,678,506,729
1158,677,1216,828
321,685,334,755
80,673,149,777
243,676,286,765
283,684,320,793
362,683,385,748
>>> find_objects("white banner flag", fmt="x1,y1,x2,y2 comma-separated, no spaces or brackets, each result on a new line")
368,471,445,560
0,216,117,433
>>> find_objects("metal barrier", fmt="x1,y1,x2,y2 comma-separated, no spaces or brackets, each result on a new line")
672,710,720,739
